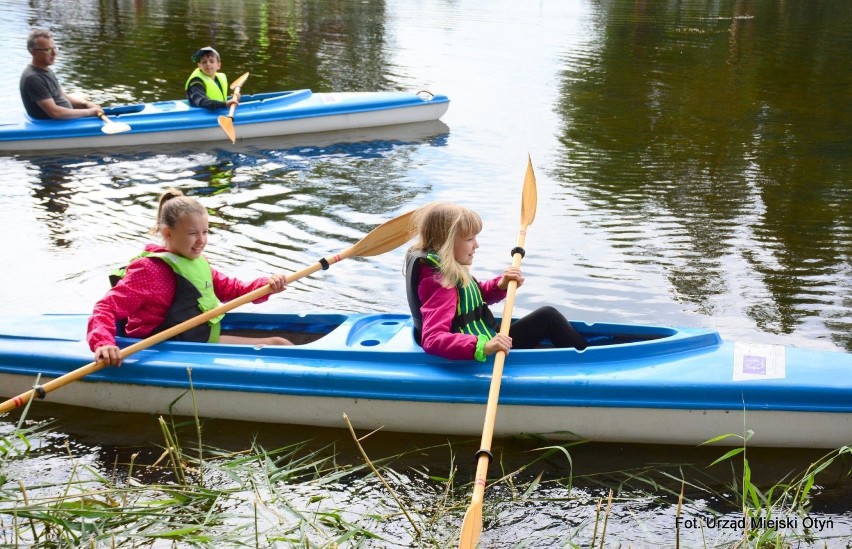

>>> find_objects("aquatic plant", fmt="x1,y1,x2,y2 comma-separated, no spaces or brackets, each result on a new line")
1,408,849,547
702,430,851,548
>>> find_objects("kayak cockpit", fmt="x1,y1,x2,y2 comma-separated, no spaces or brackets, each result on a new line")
219,312,349,345
215,313,683,350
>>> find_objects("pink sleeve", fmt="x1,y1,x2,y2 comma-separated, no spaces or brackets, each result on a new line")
418,266,478,361
479,275,508,305
211,269,272,304
86,258,174,351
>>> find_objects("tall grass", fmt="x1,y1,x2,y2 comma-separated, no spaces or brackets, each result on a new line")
1,408,392,547
701,430,851,548
2,410,850,547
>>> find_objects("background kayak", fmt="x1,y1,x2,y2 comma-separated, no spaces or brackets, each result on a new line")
0,89,450,151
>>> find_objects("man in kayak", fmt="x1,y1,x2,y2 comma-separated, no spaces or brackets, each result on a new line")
19,29,102,120
185,46,240,110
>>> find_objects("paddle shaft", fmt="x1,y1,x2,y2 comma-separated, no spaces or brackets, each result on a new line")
219,72,250,143
459,157,537,549
464,230,526,515
0,210,415,414
228,72,250,106
224,83,244,119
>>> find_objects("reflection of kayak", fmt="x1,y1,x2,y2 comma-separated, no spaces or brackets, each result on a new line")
0,89,450,152
1,312,850,448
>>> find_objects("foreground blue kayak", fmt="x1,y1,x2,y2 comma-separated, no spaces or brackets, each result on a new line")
0,89,450,152
0,312,850,448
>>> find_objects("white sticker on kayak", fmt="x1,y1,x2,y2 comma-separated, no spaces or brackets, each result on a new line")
733,342,786,381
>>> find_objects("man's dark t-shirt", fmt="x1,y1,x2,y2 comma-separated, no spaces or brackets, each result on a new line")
20,64,72,119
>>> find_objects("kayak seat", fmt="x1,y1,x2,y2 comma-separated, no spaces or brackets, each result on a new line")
404,251,429,346
102,104,145,116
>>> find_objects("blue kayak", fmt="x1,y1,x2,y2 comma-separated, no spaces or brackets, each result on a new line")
0,312,850,448
0,89,450,152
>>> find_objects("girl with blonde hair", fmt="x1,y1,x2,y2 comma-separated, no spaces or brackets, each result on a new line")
88,188,291,366
405,201,586,361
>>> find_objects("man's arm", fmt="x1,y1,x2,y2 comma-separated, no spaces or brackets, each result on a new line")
36,94,101,120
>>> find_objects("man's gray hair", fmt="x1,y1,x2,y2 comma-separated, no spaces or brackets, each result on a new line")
27,29,52,52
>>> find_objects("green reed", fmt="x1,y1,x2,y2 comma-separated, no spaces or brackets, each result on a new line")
701,430,851,548
1,408,388,547
2,409,849,547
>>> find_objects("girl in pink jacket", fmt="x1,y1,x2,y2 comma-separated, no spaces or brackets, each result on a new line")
404,202,587,361
88,188,291,366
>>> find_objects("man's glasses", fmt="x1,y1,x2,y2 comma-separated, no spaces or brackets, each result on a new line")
32,47,58,54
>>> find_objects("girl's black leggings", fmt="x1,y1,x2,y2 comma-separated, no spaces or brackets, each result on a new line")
508,306,587,350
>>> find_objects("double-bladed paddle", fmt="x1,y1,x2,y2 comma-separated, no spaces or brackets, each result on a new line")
97,111,131,135
0,209,415,414
458,156,538,549
218,71,250,144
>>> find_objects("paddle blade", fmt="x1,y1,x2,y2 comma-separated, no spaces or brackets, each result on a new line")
100,122,131,135
98,113,131,134
218,115,236,144
231,72,250,90
347,210,415,258
521,155,538,226
217,73,247,143
458,503,483,549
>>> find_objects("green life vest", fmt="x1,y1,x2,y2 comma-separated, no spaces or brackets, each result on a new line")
110,251,223,343
415,252,497,340
184,68,228,102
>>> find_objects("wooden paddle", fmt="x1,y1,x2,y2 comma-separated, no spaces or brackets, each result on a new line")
0,209,415,415
217,71,250,144
97,111,131,134
458,156,538,549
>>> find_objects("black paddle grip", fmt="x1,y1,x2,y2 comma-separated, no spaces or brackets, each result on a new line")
474,448,494,463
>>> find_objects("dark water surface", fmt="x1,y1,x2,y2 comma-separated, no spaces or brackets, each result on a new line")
1,0,850,546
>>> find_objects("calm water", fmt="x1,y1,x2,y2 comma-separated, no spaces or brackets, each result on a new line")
1,0,850,546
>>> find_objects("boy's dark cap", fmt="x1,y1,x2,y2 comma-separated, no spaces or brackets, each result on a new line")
191,46,220,63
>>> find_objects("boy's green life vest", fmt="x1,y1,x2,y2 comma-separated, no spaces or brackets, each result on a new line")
405,251,498,343
184,69,228,101
110,251,223,343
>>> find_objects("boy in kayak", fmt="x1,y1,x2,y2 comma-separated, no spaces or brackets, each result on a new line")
87,188,292,367
404,201,587,361
185,46,240,110
20,29,102,120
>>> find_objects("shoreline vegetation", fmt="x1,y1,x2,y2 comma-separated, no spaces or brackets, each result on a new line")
2,402,850,547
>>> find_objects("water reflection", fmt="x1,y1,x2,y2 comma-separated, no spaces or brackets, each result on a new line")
0,1,846,345
552,0,851,348
0,118,449,319
26,160,75,249
33,0,402,104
